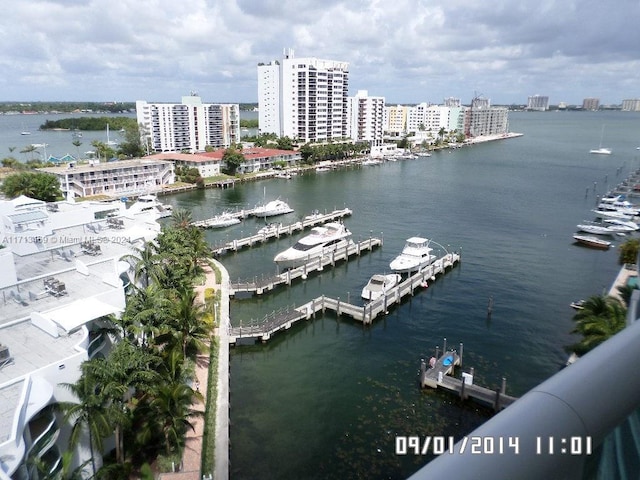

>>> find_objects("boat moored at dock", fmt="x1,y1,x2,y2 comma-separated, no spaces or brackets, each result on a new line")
572,234,612,249
274,222,353,269
361,273,402,301
389,237,436,273
251,199,294,217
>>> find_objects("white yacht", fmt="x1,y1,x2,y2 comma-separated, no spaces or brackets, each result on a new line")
576,224,615,235
251,199,294,217
193,212,241,229
361,273,402,301
389,237,436,273
274,222,353,269
126,194,173,219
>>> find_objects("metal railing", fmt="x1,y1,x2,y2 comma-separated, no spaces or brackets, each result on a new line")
408,318,640,480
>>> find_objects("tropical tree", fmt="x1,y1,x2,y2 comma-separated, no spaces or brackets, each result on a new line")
60,370,112,477
0,171,62,201
221,146,244,175
83,341,162,466
19,144,37,160
567,294,627,356
147,381,202,456
618,238,640,265
162,287,211,359
170,208,193,229
72,139,82,160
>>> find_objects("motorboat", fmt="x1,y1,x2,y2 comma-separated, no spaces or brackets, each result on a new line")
303,210,324,222
570,299,586,310
126,194,173,219
251,199,294,218
193,212,241,229
361,273,402,301
572,234,611,250
389,237,436,273
257,222,282,236
591,209,634,220
274,222,353,269
596,196,640,216
603,218,639,232
576,224,615,235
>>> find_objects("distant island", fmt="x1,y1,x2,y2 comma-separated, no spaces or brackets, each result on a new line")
0,101,259,115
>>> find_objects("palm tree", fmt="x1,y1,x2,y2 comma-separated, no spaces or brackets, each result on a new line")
170,208,192,229
163,287,211,360
60,371,112,477
72,139,82,161
148,381,203,456
567,294,627,356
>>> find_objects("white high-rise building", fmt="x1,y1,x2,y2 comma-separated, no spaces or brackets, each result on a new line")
407,104,463,134
347,90,385,146
136,94,240,153
527,95,549,111
257,49,350,143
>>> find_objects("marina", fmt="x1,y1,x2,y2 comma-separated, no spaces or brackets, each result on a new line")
208,208,353,254
229,236,383,295
228,252,460,344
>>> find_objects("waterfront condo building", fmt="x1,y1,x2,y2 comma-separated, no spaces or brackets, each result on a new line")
407,104,464,135
465,99,509,137
0,196,161,480
384,105,409,135
582,98,600,111
257,49,350,143
347,90,385,147
622,99,640,111
136,95,240,153
527,95,549,111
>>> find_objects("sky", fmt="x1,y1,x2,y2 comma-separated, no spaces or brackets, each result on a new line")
2,0,640,106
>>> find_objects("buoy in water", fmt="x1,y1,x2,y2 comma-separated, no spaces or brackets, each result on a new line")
421,281,429,288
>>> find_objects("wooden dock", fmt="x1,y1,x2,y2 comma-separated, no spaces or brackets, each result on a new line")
210,208,353,255
230,236,382,295
419,341,518,412
228,252,460,344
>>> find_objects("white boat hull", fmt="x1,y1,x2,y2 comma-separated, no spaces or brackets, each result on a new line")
274,239,353,269
361,273,402,301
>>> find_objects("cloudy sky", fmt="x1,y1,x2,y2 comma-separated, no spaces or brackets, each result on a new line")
2,0,639,106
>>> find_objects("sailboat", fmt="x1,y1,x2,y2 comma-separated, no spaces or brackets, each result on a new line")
590,125,611,155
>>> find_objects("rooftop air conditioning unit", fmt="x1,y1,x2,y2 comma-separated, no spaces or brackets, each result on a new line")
0,344,10,362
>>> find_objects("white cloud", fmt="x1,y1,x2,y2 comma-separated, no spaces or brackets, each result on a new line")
1,0,639,104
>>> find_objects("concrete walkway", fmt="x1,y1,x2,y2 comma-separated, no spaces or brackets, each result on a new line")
159,260,229,480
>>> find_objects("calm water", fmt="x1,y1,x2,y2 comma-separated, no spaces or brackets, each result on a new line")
158,111,640,479
0,110,258,161
9,110,638,478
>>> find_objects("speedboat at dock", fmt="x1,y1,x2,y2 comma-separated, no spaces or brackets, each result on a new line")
193,212,241,229
361,273,402,301
389,237,436,273
274,222,353,269
572,234,611,250
251,199,294,218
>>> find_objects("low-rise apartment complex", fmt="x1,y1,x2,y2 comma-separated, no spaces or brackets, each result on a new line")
39,158,175,199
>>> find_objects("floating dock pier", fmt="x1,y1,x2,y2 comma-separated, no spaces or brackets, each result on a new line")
228,252,460,344
210,208,353,256
419,339,518,412
230,236,382,295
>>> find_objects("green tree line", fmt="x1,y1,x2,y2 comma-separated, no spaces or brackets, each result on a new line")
58,210,216,479
40,116,138,131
